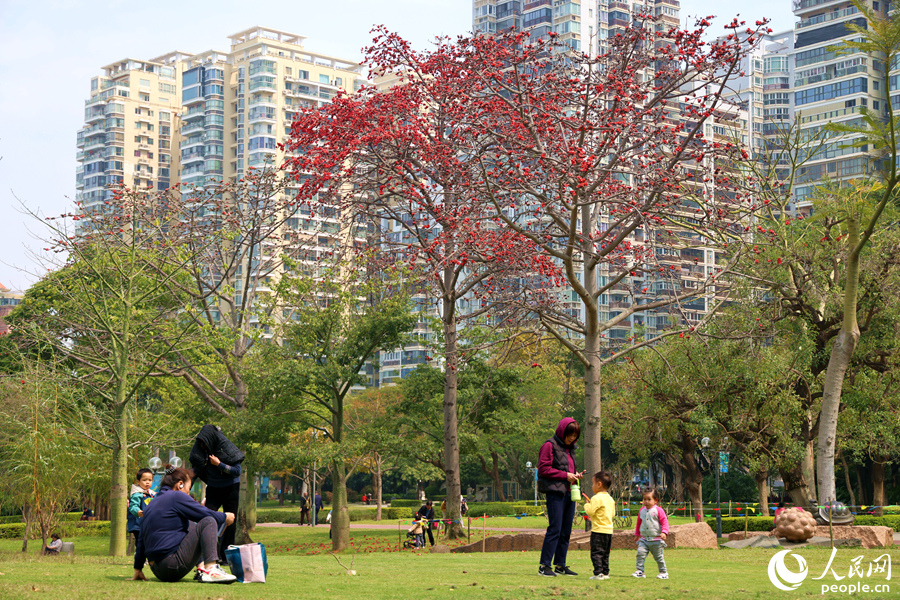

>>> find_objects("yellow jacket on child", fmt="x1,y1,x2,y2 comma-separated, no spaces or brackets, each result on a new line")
583,491,615,534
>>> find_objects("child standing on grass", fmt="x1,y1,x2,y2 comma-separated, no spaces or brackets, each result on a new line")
582,471,615,580
633,488,669,580
128,468,155,558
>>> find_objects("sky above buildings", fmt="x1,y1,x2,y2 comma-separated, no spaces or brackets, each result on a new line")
0,0,793,291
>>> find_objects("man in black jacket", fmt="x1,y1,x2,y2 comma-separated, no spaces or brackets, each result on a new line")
416,500,436,547
190,425,244,562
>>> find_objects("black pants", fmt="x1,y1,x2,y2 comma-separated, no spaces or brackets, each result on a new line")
425,524,435,546
205,482,239,561
590,532,612,576
149,517,219,582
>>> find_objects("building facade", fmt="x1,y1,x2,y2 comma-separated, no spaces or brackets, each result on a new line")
0,282,24,336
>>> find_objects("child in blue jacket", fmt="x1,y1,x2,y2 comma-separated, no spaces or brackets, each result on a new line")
128,468,155,561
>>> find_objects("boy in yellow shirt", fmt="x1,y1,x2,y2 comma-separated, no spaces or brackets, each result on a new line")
582,471,615,580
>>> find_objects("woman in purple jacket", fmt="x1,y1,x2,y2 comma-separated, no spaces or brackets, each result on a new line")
132,465,236,584
537,417,585,577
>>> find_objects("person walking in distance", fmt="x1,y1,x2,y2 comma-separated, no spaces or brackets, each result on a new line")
314,492,323,525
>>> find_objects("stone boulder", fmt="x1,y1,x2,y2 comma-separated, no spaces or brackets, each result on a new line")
430,544,452,554
727,531,774,541
451,521,719,553
813,526,893,549
774,508,817,542
668,523,718,549
723,535,782,549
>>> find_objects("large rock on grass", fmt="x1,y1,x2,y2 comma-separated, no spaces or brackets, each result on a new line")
813,526,892,549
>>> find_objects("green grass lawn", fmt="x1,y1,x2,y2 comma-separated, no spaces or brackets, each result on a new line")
0,526,895,600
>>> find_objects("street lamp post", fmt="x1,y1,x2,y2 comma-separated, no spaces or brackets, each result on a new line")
701,437,721,538
525,462,538,506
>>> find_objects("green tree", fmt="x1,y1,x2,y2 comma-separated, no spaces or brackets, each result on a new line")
12,186,218,556
272,260,416,551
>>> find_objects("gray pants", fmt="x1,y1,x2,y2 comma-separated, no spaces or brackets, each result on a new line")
149,517,219,582
636,538,667,574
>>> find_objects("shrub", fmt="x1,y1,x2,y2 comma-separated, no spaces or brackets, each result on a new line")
704,516,775,535
466,502,545,518
851,515,900,531
0,520,110,540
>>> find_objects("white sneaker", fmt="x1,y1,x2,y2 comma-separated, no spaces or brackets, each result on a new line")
197,564,237,584
589,574,610,580
632,570,645,578
657,572,669,580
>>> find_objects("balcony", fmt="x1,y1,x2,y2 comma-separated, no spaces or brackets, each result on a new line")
793,0,844,15
182,121,205,134
796,4,859,28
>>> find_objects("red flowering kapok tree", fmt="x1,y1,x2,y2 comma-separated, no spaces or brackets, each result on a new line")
455,17,770,482
283,30,561,539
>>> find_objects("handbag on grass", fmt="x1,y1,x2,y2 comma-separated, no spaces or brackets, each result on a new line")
225,543,268,583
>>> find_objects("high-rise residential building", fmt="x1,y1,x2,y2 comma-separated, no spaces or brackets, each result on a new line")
470,0,745,341
76,27,364,208
0,282,24,336
76,56,187,209
790,0,889,211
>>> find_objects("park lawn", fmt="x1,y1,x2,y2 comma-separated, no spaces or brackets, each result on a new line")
0,527,897,600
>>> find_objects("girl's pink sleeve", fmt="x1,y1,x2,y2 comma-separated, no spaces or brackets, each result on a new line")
658,507,669,534
634,513,642,537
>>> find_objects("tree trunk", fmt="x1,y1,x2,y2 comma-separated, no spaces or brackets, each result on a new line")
855,465,867,506
374,452,383,522
235,470,256,544
871,459,885,517
479,452,507,502
817,217,861,505
441,294,465,539
839,450,856,508
108,401,129,556
582,241,602,482
677,436,704,521
754,470,770,517
665,453,685,504
780,462,811,507
331,459,350,551
801,430,816,502
21,504,31,553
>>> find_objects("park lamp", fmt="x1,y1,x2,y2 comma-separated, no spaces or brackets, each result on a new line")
701,437,710,449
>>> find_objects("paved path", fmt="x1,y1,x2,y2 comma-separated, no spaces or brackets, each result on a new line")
257,522,545,533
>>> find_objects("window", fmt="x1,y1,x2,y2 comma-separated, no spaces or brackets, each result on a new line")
285,67,292,76
319,74,330,84
140,78,150,87
139,93,150,102
159,82,176,94
795,77,867,106
335,77,342,86
298,69,309,80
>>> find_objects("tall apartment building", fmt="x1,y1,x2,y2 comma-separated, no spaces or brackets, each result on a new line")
76,56,186,209
76,27,364,207
473,0,679,57
0,282,24,336
470,0,747,342
790,0,889,210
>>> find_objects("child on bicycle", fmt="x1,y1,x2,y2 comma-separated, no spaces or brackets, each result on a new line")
633,488,669,580
582,471,615,580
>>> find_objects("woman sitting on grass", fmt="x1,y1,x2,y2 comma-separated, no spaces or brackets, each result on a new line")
132,464,236,584
42,533,62,555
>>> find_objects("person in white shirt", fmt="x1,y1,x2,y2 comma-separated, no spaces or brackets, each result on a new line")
43,533,63,555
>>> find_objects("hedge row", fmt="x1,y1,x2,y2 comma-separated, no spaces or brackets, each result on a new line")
255,506,410,524
704,517,775,535
707,515,900,534
0,521,110,540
